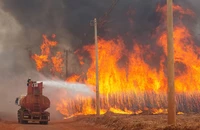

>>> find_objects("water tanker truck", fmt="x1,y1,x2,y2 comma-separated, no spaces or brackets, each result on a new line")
15,79,50,124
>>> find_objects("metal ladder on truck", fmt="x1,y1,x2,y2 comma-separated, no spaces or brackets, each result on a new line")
33,96,41,112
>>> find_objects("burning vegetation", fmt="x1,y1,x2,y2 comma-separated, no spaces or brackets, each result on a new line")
32,34,64,76
31,3,200,117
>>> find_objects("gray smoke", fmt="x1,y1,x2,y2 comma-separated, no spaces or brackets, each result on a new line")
1,0,199,47
0,0,162,47
0,2,32,120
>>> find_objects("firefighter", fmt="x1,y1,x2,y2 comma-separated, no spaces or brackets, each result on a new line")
27,78,31,86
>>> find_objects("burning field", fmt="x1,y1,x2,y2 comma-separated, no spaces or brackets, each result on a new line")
28,2,200,119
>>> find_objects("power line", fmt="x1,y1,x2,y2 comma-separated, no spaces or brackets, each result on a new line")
83,0,120,44
98,0,120,28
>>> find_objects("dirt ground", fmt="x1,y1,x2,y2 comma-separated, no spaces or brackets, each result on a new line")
1,113,200,130
0,119,108,130
82,112,200,130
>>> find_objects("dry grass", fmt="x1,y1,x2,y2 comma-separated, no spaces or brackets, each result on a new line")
81,112,200,130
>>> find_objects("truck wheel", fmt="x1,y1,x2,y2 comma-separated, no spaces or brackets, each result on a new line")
17,111,20,123
43,121,48,125
23,121,28,124
20,119,24,124
19,118,27,124
40,121,48,125
18,114,23,124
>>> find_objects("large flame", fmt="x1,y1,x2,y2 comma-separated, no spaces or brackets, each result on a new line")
32,4,200,117
32,34,64,75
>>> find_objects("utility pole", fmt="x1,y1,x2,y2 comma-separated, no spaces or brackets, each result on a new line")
64,49,69,78
64,49,74,79
167,0,176,125
91,18,100,116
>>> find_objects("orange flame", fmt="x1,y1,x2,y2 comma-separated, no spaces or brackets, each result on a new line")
56,4,198,117
156,4,195,20
157,25,200,93
32,4,199,117
32,34,57,71
51,52,64,74
109,107,133,114
32,34,64,75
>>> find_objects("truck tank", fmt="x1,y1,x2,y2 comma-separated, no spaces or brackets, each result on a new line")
17,95,50,112
15,80,50,124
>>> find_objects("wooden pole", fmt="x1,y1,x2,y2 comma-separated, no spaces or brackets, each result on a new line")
65,49,69,78
94,18,100,116
167,0,176,125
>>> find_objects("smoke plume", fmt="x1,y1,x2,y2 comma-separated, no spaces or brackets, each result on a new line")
1,0,199,46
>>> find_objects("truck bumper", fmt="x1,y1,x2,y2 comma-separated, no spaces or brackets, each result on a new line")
23,112,50,121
